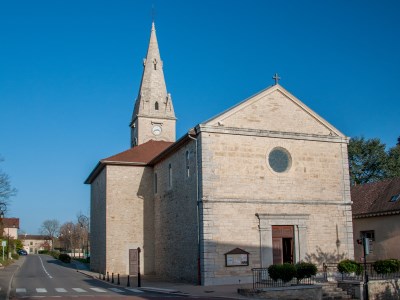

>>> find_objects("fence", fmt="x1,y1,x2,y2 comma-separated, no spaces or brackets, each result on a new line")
252,268,315,289
323,262,400,281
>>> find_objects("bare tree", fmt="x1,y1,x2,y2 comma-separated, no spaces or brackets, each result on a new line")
40,219,60,250
0,157,17,209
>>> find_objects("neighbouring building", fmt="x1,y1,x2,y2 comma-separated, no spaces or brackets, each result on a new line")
19,235,52,254
352,177,400,262
2,218,19,239
85,22,354,285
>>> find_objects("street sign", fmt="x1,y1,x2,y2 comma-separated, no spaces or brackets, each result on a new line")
1,241,6,247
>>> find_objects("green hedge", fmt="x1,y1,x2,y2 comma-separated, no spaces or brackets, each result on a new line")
373,259,400,274
58,253,71,263
337,259,363,275
295,262,317,281
268,263,297,283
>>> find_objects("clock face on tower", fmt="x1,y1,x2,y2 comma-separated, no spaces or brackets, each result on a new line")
152,125,162,136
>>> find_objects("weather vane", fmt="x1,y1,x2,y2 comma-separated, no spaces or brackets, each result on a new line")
152,4,156,22
272,73,281,85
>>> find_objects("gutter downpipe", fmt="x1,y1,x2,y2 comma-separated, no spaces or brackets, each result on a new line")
188,133,201,285
255,213,262,268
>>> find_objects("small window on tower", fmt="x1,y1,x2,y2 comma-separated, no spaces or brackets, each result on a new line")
153,58,157,70
155,101,159,110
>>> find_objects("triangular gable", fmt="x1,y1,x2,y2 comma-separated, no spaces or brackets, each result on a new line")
203,84,345,137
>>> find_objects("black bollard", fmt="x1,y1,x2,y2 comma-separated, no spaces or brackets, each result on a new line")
103,273,105,280
107,272,109,282
117,273,120,285
111,272,114,283
99,273,101,279
127,275,130,287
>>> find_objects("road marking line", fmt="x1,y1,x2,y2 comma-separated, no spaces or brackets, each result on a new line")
72,288,87,293
109,288,125,293
36,288,47,293
38,256,53,279
126,288,144,293
90,288,107,293
55,288,67,292
16,288,26,293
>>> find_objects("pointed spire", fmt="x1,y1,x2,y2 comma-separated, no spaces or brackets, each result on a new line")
130,22,176,147
132,22,175,119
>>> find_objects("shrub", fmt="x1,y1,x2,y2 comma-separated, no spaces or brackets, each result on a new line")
58,253,71,263
50,251,60,259
337,259,363,275
11,253,19,260
268,263,297,283
295,262,317,281
373,259,400,274
38,250,50,254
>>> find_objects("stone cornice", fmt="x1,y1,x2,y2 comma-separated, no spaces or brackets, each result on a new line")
196,124,349,144
202,197,352,206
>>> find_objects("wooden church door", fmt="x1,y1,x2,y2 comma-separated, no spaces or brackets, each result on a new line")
272,225,294,264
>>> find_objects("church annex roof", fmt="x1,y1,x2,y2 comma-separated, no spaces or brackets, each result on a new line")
352,177,400,218
84,140,173,184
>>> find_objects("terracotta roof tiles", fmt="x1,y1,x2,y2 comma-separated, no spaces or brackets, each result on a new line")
351,177,400,217
102,140,173,164
2,218,19,229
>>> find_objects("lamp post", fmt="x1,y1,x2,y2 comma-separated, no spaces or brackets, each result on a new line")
0,203,6,261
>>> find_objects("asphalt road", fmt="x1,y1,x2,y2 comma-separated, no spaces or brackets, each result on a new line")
7,254,186,299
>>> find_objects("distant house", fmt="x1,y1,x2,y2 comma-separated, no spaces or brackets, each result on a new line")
19,235,52,254
352,177,400,261
2,218,19,239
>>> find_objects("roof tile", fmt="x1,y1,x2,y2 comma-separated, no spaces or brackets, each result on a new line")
351,177,400,216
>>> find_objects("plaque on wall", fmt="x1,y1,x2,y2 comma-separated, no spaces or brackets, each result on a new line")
224,248,249,267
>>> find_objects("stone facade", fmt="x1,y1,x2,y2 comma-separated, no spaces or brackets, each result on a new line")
90,165,155,275
153,141,198,282
90,168,107,273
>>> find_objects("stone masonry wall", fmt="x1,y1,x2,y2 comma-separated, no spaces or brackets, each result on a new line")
137,117,176,145
199,131,353,285
105,165,155,275
90,168,107,273
209,89,332,136
153,140,198,283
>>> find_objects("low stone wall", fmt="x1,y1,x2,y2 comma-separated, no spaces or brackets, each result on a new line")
238,285,322,300
338,280,363,299
368,278,400,300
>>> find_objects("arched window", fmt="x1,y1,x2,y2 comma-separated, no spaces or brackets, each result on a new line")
186,151,190,178
168,163,172,188
155,101,159,110
154,173,158,194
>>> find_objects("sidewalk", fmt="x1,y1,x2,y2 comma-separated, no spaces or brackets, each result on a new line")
72,261,253,299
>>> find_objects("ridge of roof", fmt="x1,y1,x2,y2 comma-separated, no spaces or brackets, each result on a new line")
351,177,400,217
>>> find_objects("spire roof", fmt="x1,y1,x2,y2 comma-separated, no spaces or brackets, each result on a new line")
132,22,175,120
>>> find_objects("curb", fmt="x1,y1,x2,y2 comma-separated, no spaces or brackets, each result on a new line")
75,269,190,296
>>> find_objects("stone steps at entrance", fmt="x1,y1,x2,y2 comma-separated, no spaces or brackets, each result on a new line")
321,283,352,300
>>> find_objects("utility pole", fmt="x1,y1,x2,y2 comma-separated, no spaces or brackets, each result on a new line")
362,237,370,300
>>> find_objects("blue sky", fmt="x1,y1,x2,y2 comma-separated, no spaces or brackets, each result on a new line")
1,0,399,234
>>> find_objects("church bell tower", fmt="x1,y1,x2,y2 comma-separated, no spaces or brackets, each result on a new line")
130,22,176,147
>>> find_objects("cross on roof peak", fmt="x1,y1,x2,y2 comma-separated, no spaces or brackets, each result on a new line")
272,73,281,85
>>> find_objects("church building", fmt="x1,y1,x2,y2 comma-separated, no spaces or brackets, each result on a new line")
85,22,354,285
